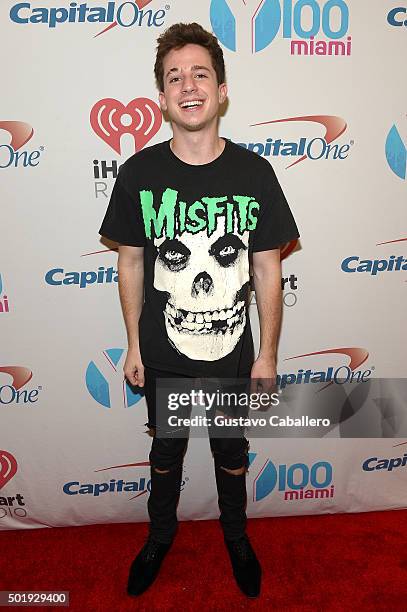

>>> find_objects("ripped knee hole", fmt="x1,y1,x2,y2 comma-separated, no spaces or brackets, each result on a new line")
220,465,246,475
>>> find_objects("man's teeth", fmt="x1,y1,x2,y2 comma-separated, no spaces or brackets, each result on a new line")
166,302,245,333
180,100,203,108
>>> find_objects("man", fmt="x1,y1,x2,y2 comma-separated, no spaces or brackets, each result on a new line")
99,22,299,598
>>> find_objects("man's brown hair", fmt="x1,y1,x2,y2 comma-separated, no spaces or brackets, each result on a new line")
154,22,226,92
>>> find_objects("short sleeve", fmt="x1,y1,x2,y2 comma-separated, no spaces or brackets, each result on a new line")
98,170,146,247
251,163,300,252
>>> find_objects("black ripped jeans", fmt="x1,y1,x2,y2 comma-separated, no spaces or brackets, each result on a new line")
143,366,251,544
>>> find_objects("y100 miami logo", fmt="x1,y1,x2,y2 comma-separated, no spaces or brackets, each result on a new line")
0,366,42,405
10,1,169,36
387,6,407,27
341,238,407,278
86,348,143,409
0,274,10,313
249,452,334,502
210,0,351,55
0,121,44,169
385,121,407,180
236,115,353,169
277,347,371,389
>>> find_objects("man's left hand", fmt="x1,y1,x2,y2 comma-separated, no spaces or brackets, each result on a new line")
250,355,277,396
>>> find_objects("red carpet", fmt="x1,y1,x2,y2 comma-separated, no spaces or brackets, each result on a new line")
2,510,407,611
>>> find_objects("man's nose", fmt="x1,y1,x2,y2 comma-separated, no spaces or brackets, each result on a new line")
182,75,196,93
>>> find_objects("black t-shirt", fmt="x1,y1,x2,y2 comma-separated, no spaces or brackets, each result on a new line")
99,138,299,377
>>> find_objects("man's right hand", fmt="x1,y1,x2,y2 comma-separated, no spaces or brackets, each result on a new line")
123,347,145,388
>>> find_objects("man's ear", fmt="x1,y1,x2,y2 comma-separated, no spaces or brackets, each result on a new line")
159,91,167,112
218,83,228,104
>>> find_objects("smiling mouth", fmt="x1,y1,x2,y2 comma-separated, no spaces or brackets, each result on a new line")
179,100,204,110
165,301,246,335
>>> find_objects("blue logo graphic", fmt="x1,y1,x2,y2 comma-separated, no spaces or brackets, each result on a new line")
45,266,117,289
63,477,151,496
363,451,407,472
0,273,10,314
210,0,349,54
385,124,407,180
387,7,407,27
210,0,280,52
86,348,142,408
9,2,167,31
249,453,333,501
341,254,407,275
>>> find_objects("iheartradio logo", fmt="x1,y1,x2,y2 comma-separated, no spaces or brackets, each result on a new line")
0,450,18,489
90,97,162,154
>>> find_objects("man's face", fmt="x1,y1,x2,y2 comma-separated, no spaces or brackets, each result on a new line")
159,44,227,133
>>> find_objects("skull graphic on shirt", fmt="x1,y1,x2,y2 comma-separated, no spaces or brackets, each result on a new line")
153,218,250,360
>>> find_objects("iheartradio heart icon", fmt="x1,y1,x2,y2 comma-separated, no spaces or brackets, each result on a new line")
90,97,162,154
0,450,17,489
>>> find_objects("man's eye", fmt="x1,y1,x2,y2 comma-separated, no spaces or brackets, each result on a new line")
169,77,180,83
195,73,207,78
219,245,236,257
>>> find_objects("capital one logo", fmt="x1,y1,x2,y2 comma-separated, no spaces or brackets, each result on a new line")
9,1,168,35
90,98,162,154
278,347,371,390
239,115,351,168
0,366,42,405
385,122,407,180
0,120,43,169
63,459,152,500
86,348,143,408
341,238,407,277
387,7,407,27
210,0,350,54
0,450,18,489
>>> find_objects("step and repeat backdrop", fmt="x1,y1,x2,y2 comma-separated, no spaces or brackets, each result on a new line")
1,1,406,530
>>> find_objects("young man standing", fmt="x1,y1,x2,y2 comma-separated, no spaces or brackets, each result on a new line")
99,22,299,599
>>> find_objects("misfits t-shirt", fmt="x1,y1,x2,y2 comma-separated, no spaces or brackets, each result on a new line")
99,139,299,377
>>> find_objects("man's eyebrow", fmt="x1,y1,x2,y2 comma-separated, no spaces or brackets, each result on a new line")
165,65,211,79
165,67,179,79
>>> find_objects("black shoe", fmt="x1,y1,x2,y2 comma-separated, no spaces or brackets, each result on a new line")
225,535,262,598
127,536,172,596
